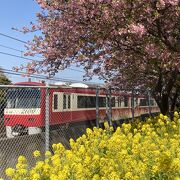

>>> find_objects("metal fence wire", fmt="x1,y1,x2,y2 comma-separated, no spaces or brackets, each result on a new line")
0,84,159,179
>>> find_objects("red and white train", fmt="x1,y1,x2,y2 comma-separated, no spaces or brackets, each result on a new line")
4,81,159,138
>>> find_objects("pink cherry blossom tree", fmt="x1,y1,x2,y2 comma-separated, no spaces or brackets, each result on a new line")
22,0,180,114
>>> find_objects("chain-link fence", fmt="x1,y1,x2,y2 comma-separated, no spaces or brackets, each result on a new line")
0,84,159,179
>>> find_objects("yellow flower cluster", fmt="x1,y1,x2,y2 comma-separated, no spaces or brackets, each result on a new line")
5,112,180,180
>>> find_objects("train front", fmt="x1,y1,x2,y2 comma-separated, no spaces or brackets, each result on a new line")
4,83,45,138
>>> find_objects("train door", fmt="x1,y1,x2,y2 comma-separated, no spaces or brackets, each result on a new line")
63,94,71,110
62,93,72,123
51,91,62,125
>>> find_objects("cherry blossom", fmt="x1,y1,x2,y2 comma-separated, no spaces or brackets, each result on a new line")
21,0,180,114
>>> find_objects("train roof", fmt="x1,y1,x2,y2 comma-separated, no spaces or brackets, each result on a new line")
13,82,148,97
14,82,45,86
14,81,103,89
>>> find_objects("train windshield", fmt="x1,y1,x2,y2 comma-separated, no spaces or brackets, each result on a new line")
6,88,41,108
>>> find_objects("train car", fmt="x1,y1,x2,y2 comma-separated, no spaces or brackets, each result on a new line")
3,81,159,138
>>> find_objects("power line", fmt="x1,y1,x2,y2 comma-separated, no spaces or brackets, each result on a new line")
1,68,78,82
0,32,26,44
1,69,75,82
0,51,42,62
0,44,42,58
2,68,47,78
1,68,102,85
0,32,85,72
0,44,23,53
0,33,27,44
0,50,84,72
2,68,80,82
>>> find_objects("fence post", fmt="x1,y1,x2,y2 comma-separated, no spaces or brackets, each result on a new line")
105,89,109,124
96,86,100,128
131,89,135,121
108,88,113,126
147,88,152,116
45,87,50,151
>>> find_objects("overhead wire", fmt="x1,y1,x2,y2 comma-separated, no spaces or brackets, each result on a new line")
0,32,85,72
0,51,42,62
0,32,26,44
0,50,84,73
0,44,23,53
0,48,85,73
0,43,43,59
1,68,78,82
0,68,102,85
0,31,101,84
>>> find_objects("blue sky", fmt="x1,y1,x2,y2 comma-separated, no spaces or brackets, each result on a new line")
0,0,102,84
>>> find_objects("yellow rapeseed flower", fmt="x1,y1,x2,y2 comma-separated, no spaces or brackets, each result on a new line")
174,111,179,117
86,128,93,135
35,161,44,170
18,155,26,164
5,112,180,179
32,173,40,180
5,168,15,177
33,150,41,158
104,121,109,129
125,172,133,179
151,165,158,173
45,151,52,157
92,174,100,180
159,113,164,119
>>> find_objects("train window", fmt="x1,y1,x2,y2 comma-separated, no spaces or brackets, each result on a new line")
68,95,71,109
111,97,116,107
63,94,71,109
150,99,155,106
117,97,121,107
117,96,124,107
63,94,66,109
131,97,138,107
78,95,96,108
99,97,106,107
78,96,85,108
77,95,118,108
53,94,58,110
89,96,95,108
77,95,115,108
139,98,148,106
124,96,129,107
6,88,41,108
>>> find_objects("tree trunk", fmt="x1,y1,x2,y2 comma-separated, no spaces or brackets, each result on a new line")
153,69,179,115
170,93,178,113
155,94,169,115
